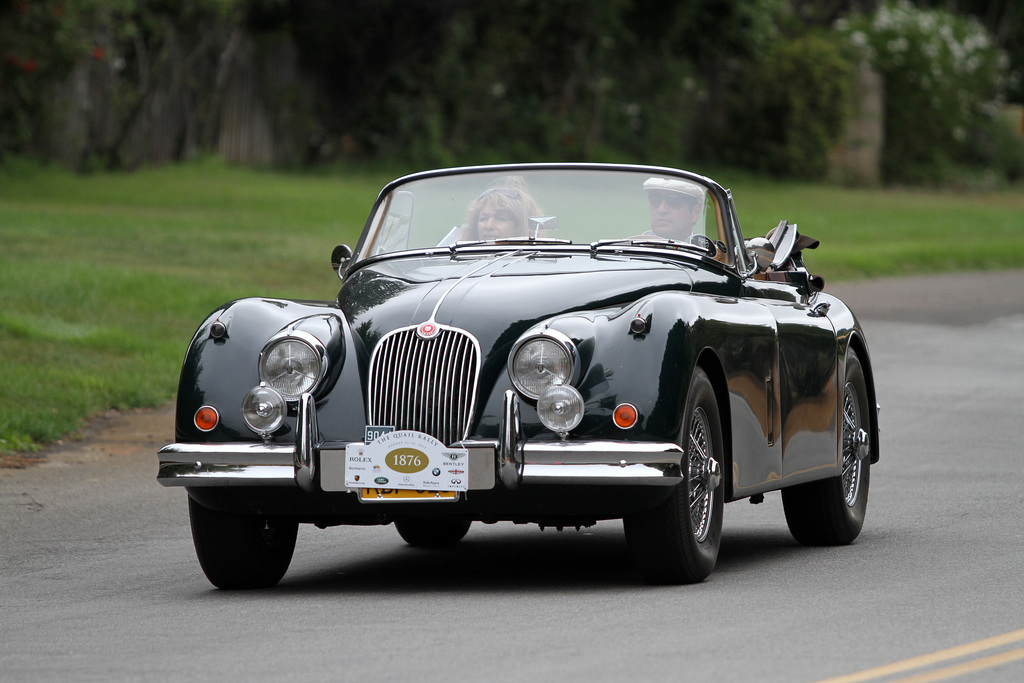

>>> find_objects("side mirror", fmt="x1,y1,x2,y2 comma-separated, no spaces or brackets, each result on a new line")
745,237,775,273
331,244,353,278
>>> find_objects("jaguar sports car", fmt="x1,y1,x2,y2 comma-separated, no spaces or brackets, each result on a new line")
158,163,879,588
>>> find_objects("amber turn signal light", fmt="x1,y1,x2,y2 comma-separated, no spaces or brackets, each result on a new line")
613,402,638,429
194,406,220,432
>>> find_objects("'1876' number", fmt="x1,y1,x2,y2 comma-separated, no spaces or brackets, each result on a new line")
386,449,428,474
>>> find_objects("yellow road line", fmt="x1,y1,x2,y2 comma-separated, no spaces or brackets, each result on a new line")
816,628,1024,683
891,647,1024,683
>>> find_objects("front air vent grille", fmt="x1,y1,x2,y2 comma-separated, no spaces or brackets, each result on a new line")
367,325,481,446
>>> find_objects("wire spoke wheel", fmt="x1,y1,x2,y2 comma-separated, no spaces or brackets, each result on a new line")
624,367,723,584
687,407,714,543
841,381,864,506
782,349,871,546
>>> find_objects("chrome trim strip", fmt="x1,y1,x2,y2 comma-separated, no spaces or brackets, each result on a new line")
157,462,296,486
521,462,682,485
426,251,521,324
520,440,684,486
158,442,294,460
157,442,296,487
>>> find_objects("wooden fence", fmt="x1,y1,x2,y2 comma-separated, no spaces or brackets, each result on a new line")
49,32,310,169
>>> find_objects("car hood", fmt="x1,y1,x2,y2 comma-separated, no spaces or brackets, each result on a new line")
339,251,695,358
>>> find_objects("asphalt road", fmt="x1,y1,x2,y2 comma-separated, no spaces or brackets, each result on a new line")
3,271,1024,682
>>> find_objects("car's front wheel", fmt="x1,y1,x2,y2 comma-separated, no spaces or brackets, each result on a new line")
188,496,298,589
394,519,472,547
624,367,724,584
782,349,871,545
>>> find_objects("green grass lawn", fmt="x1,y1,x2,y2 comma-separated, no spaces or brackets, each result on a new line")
730,176,1024,279
2,158,1023,454
0,159,385,453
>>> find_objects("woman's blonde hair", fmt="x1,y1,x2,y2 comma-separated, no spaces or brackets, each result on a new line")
460,176,543,240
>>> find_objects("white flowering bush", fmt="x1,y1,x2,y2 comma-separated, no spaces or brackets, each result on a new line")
838,1,1010,183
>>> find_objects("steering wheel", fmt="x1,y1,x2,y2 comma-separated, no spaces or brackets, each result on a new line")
688,234,719,258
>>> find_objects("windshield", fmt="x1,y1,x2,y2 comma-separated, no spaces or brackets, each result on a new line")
358,167,732,265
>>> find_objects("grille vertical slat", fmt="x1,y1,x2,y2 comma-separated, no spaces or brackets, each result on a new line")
451,337,471,440
436,343,449,441
440,338,458,439
440,334,460,440
368,325,481,446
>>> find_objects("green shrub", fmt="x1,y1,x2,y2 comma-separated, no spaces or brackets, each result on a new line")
718,30,854,178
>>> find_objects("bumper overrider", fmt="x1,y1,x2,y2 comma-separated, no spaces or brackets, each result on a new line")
158,392,686,492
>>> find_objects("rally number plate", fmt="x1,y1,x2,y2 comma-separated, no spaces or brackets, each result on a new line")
346,429,469,492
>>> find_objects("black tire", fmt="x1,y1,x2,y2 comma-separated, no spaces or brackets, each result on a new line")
188,496,298,589
394,519,472,547
624,367,725,584
782,349,871,545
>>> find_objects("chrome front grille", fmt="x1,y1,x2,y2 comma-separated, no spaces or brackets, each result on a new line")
367,325,481,446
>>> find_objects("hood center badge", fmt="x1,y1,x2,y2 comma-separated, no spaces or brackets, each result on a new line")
417,322,440,339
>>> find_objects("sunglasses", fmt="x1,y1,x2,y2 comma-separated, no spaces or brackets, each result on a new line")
648,192,696,210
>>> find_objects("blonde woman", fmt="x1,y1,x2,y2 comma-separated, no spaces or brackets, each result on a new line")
459,177,544,241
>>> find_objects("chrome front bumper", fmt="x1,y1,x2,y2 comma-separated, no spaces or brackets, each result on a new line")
158,392,685,491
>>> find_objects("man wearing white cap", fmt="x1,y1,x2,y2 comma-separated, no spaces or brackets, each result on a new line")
642,177,705,240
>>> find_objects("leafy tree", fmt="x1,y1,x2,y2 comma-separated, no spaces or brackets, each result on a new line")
0,0,92,158
1,0,244,169
721,29,855,177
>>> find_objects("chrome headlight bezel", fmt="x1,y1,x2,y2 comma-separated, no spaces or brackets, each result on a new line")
258,330,329,401
507,330,579,400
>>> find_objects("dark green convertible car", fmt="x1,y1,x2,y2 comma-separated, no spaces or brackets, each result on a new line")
158,164,879,588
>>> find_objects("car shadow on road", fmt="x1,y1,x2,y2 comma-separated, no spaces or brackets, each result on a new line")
716,528,808,573
247,524,806,595
280,528,636,593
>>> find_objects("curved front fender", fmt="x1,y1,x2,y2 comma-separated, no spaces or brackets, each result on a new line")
174,298,361,443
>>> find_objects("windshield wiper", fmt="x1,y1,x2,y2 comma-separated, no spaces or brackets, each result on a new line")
450,237,572,253
589,238,708,255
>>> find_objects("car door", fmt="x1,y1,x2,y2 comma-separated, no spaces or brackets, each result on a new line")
742,278,840,486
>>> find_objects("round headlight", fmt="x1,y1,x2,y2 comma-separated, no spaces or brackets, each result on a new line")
242,385,286,435
510,335,575,399
259,334,325,399
537,385,584,434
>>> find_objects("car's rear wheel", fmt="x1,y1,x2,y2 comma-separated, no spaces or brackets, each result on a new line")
188,496,298,589
624,367,724,584
394,519,472,547
782,349,871,545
